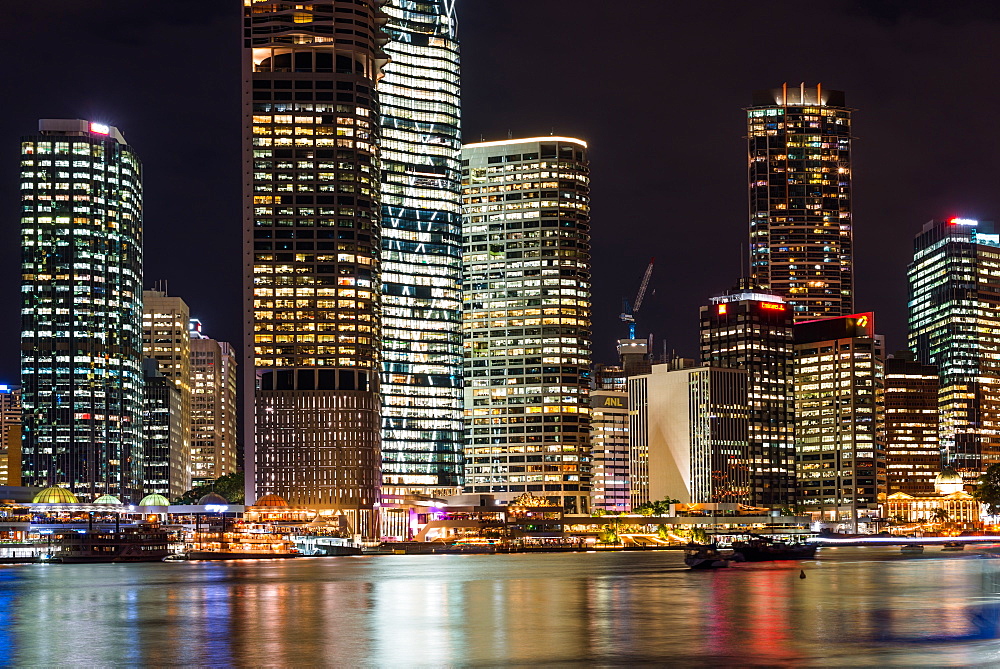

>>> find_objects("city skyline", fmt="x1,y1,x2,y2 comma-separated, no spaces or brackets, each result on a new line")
3,4,1000,383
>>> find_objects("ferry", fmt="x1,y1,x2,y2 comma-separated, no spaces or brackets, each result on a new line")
184,522,300,560
46,525,170,563
731,535,817,562
684,544,741,569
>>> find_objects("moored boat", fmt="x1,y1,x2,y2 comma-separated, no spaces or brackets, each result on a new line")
47,525,170,563
184,521,300,560
731,535,817,562
684,544,738,569
941,542,965,552
900,544,924,554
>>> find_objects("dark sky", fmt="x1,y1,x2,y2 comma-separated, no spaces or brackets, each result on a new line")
2,0,999,383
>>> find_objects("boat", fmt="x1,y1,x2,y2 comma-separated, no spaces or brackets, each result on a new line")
684,544,739,569
184,520,300,560
900,544,924,554
941,542,965,552
731,535,817,562
46,525,170,563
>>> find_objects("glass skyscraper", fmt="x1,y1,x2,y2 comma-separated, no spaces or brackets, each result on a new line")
379,0,463,496
461,137,593,513
19,119,144,502
243,0,385,537
747,83,853,321
908,218,1000,482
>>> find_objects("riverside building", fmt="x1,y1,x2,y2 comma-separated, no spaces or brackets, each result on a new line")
793,313,885,531
19,119,144,502
908,218,1000,482
243,0,385,537
461,137,593,513
699,288,796,508
884,352,940,495
142,359,187,499
189,321,239,487
379,0,463,497
747,84,853,320
0,386,21,486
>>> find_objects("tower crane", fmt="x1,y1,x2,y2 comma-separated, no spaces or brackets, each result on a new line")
620,258,654,339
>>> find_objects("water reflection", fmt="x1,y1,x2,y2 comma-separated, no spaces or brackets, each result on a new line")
2,549,1000,665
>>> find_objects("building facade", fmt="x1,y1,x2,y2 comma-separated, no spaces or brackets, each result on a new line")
700,288,796,508
0,386,21,486
461,137,593,512
884,352,940,495
189,325,239,487
793,313,885,530
142,360,187,499
20,119,144,502
590,389,630,512
379,0,463,496
747,84,853,320
908,218,1000,482
628,363,750,506
142,288,191,485
243,0,386,536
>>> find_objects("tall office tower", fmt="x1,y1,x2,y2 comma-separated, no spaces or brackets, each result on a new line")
461,137,592,512
0,386,22,486
590,387,630,512
884,352,940,495
908,218,1000,482
699,288,796,508
142,360,187,499
627,363,749,506
142,289,191,483
243,1,385,537
189,328,239,487
747,84,853,320
793,313,885,531
20,119,144,502
379,0,463,497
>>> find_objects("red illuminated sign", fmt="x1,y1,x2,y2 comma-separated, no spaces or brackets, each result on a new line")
760,302,785,311
717,304,727,315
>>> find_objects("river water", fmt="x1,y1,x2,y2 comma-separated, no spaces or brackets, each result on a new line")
2,547,1000,667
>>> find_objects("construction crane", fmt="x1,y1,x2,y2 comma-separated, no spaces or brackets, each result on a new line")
620,258,654,339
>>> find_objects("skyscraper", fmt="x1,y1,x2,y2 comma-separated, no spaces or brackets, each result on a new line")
189,322,239,487
20,119,144,502
243,0,385,536
794,313,885,531
884,352,940,495
699,288,796,507
461,137,592,513
142,359,187,499
142,288,191,487
0,386,22,486
747,84,853,320
591,366,629,512
379,0,463,496
908,218,1000,481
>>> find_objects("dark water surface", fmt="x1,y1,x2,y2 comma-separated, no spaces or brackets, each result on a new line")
2,547,1000,667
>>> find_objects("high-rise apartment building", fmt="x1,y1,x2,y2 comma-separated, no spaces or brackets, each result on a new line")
747,84,853,320
189,324,239,487
0,386,21,486
142,359,187,499
699,288,796,507
793,313,885,531
461,137,592,512
243,1,385,536
142,288,191,486
884,352,940,495
20,119,144,502
908,218,1000,482
628,363,749,506
379,0,463,496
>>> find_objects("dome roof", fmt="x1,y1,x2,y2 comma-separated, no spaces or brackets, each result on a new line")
139,494,170,507
936,468,963,484
32,486,80,504
253,494,289,508
93,494,123,505
198,492,229,506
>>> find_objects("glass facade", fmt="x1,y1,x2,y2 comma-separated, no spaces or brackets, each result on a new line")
379,0,463,495
908,218,1000,481
461,137,592,513
747,84,853,321
19,119,144,502
243,0,385,537
700,290,796,507
142,361,186,500
189,324,239,487
884,353,940,495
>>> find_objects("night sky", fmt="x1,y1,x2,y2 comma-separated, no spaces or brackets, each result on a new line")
1,1,999,384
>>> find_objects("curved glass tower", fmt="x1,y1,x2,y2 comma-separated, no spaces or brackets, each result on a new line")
379,0,463,496
19,119,144,502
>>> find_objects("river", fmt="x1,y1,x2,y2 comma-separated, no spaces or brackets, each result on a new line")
1,547,1000,667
